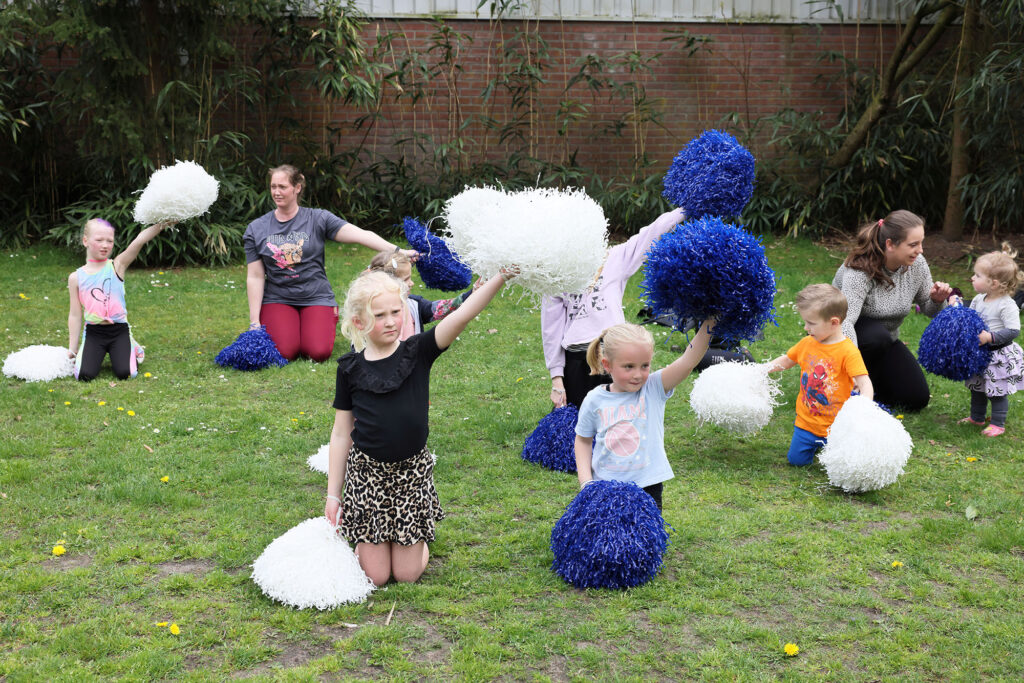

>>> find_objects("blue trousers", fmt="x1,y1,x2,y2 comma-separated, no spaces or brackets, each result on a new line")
786,425,826,466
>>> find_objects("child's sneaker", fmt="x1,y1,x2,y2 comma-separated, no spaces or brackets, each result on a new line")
981,424,1005,437
959,417,986,426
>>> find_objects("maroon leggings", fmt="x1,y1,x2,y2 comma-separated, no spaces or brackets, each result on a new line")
260,303,339,362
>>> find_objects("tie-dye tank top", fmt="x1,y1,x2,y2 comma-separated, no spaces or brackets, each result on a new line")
76,260,128,324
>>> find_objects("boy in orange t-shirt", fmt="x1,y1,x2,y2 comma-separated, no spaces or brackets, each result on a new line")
767,284,874,465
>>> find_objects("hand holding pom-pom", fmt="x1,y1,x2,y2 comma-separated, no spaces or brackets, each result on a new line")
818,396,913,492
690,362,781,434
402,217,472,291
133,160,219,225
641,216,776,344
918,306,991,381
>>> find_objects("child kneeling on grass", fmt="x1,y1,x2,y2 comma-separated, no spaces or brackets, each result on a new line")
767,284,874,466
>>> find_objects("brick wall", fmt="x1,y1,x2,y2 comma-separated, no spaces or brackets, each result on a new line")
287,18,902,174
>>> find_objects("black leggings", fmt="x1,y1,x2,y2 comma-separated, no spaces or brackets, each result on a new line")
643,483,663,512
78,323,132,381
971,390,1010,427
855,318,930,411
564,348,609,409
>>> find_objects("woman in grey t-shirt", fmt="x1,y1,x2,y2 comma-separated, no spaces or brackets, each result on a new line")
244,165,415,361
832,209,952,411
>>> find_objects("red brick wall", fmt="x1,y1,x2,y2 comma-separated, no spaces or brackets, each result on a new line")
290,18,902,174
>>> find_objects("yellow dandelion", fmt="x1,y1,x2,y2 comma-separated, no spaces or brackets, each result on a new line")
63,401,70,406
155,622,168,627
196,351,202,355
299,411,305,415
895,414,904,420
516,377,523,382
891,560,904,568
98,401,106,406
118,406,124,411
48,389,53,392
52,544,66,556
18,293,29,299
169,623,180,635
144,372,152,378
158,271,165,275
966,457,978,462
784,643,799,657
160,476,169,483
127,410,135,416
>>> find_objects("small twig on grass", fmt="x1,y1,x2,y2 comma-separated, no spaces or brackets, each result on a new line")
384,601,396,626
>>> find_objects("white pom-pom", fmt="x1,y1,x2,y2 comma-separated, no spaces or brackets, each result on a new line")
442,186,608,297
307,444,329,474
818,396,913,493
133,160,219,225
251,518,375,609
3,345,75,382
689,362,780,434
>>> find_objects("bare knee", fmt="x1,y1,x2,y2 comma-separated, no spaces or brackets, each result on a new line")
391,564,426,583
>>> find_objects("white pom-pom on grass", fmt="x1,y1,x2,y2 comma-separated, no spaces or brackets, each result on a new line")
3,345,75,382
818,396,913,493
307,444,329,474
251,518,375,609
442,186,608,297
689,362,781,434
133,160,219,225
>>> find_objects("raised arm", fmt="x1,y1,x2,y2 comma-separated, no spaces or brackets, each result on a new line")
246,259,266,328
67,272,82,357
333,222,417,261
660,318,715,392
434,271,511,350
114,221,171,277
325,409,354,527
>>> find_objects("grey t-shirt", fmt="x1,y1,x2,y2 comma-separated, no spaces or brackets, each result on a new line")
244,207,347,307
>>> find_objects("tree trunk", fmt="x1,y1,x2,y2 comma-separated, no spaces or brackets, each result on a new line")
942,0,978,241
826,2,961,171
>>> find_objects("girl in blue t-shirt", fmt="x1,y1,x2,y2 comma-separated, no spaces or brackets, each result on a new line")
324,267,515,586
574,320,713,510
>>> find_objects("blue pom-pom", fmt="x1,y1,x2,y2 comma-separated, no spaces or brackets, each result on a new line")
640,216,777,344
662,130,755,219
215,327,289,371
918,306,991,381
522,405,578,473
550,480,669,589
402,217,472,291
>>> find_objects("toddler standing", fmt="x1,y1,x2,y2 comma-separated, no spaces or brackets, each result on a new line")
960,246,1024,437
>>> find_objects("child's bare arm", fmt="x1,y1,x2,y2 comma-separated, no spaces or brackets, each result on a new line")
766,355,796,373
325,409,354,526
853,374,874,401
434,270,512,349
661,318,715,392
114,221,172,277
575,435,594,488
67,272,82,357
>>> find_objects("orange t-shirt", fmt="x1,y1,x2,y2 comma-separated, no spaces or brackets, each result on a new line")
786,336,868,437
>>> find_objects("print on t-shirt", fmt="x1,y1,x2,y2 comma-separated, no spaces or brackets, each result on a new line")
800,353,839,417
597,396,649,472
266,231,308,272
566,275,607,322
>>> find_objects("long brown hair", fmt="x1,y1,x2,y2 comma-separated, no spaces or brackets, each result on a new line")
843,210,924,287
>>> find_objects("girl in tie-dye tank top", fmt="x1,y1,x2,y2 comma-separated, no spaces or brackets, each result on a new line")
67,218,172,381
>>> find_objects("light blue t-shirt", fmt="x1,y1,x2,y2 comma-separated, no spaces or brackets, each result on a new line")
575,369,674,488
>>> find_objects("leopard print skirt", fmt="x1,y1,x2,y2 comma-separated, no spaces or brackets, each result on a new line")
340,445,445,546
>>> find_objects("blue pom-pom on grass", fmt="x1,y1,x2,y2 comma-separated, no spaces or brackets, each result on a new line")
662,130,755,219
550,480,669,589
918,306,991,381
402,217,472,291
522,405,578,473
215,327,289,371
641,216,777,344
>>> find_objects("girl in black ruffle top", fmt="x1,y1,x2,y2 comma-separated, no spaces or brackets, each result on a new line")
325,268,514,586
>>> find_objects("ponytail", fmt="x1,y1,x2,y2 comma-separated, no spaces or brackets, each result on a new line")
586,333,606,376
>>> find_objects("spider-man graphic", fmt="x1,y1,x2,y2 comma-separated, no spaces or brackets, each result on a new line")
801,363,830,412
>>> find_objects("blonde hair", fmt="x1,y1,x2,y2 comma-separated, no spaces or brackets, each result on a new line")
795,283,848,322
82,218,114,240
368,249,412,277
585,323,654,375
975,243,1023,296
339,270,408,351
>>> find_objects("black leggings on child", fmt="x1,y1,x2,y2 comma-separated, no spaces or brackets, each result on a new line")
78,323,132,381
564,348,609,409
855,318,931,411
970,390,1009,427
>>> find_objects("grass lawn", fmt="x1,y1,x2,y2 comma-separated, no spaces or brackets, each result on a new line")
1,236,1022,681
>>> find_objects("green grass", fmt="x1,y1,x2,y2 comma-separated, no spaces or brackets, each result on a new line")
2,239,1022,681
